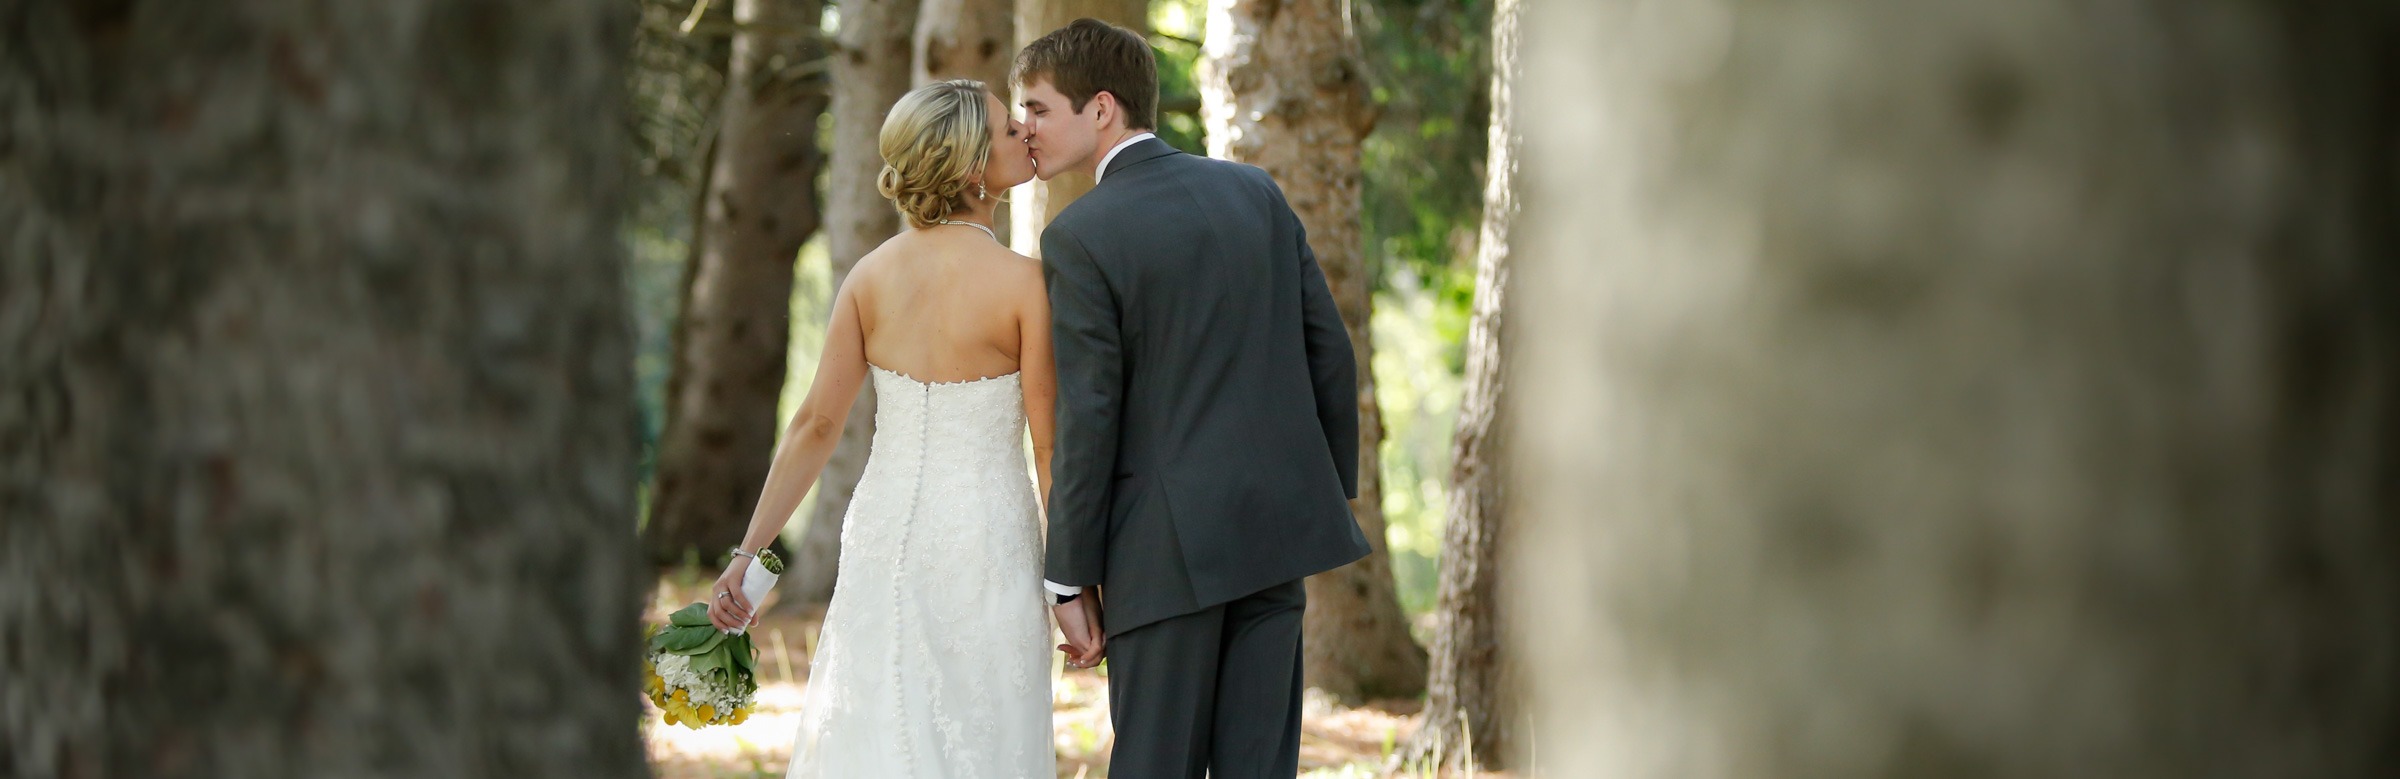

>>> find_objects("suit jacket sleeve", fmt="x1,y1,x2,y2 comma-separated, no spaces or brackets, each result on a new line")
1292,210,1361,499
1041,225,1121,586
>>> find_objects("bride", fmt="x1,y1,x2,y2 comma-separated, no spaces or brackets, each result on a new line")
704,79,1097,778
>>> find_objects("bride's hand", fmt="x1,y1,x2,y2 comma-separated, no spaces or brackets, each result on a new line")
707,562,754,632
1077,595,1106,664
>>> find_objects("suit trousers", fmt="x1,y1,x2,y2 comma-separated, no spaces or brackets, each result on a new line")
1104,577,1308,779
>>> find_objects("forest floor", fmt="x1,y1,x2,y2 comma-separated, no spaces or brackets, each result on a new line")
642,576,1512,778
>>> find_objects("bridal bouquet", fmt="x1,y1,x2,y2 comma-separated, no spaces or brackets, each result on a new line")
643,549,781,729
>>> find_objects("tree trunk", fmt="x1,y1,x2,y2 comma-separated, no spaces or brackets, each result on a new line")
914,0,1014,241
1007,0,1146,257
789,0,922,604
1397,0,1518,767
0,2,646,778
915,0,1014,87
645,0,831,570
1514,2,2400,777
1202,0,1425,704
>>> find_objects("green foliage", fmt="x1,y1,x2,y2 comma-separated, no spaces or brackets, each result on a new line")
1151,0,1208,154
1152,41,1207,154
1375,272,1468,617
1360,0,1491,319
1360,0,1493,617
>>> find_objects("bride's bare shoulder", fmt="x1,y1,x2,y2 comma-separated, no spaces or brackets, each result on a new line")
844,233,920,289
856,232,912,268
980,244,1045,298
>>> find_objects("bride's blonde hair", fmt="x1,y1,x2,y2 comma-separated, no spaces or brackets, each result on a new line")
877,79,995,229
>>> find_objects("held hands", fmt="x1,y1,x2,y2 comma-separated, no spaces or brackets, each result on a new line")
707,562,755,632
1052,591,1106,668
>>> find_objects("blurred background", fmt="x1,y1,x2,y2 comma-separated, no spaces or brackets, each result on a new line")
5,1,2394,778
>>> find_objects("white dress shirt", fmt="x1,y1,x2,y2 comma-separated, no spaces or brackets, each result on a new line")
1092,132,1156,185
1043,130,1157,602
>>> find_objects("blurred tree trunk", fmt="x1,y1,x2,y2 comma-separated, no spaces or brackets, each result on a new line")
1201,0,1425,703
915,0,1014,91
645,0,831,569
1007,0,1146,257
0,2,646,778
914,0,1015,240
1515,1,2400,777
790,0,922,604
1398,0,1518,767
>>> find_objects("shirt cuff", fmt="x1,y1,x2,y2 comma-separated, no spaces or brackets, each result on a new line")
1043,580,1083,598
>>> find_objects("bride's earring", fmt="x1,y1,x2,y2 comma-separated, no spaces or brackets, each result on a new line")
976,181,990,201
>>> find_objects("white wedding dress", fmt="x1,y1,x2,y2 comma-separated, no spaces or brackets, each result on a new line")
784,365,1055,778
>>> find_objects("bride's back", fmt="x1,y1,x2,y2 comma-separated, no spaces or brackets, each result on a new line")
849,226,1043,384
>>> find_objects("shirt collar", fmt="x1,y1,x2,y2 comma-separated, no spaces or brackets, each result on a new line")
1094,132,1158,184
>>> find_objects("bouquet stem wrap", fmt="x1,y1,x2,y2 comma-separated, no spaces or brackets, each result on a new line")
730,555,776,636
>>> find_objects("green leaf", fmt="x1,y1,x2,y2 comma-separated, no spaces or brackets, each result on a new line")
668,603,711,627
662,625,721,653
688,647,728,677
668,628,728,656
727,637,756,673
757,548,786,575
702,643,762,690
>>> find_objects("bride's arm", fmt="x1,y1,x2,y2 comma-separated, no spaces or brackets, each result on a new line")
1019,261,1059,510
735,276,871,554
710,276,871,630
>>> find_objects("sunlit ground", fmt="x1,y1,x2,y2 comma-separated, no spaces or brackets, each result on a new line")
642,577,1511,778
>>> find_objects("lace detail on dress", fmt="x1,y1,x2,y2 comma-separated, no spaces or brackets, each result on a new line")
784,367,1053,779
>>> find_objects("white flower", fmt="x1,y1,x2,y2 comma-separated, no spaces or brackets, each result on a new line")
650,650,750,714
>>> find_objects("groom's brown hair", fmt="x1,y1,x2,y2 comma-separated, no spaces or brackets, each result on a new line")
1013,18,1158,132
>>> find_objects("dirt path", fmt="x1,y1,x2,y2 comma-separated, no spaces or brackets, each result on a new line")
642,579,1503,778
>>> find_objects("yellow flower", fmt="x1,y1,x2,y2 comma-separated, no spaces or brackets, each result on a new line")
730,707,750,724
662,711,680,726
671,688,688,704
699,705,717,722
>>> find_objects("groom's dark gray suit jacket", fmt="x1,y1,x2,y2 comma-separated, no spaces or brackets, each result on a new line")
1042,137,1371,635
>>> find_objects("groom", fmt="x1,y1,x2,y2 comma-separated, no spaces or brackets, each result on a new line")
1017,18,1372,778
